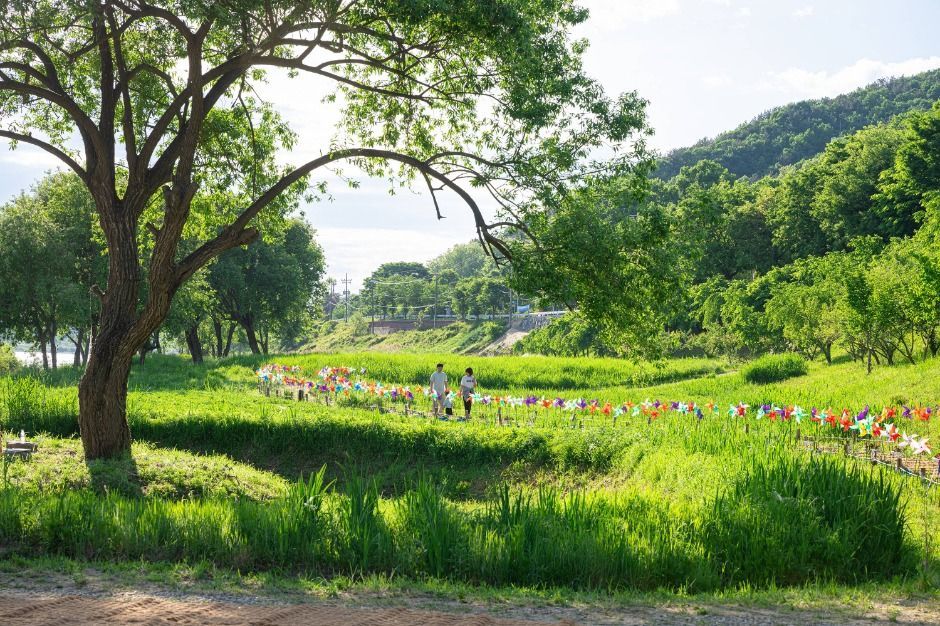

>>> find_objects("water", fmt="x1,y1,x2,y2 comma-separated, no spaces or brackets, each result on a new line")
14,350,77,366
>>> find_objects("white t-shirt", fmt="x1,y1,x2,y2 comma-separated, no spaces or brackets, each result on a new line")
429,371,448,395
460,375,476,398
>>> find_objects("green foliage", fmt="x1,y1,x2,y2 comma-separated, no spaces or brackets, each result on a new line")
657,69,940,179
509,178,681,356
0,344,17,375
741,353,808,384
0,173,103,368
208,220,325,354
514,312,611,357
427,242,503,279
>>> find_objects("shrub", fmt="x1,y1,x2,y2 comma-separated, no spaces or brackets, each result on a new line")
0,344,17,375
741,353,808,384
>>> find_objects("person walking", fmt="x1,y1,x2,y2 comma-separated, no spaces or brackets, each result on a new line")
429,362,448,417
459,367,477,420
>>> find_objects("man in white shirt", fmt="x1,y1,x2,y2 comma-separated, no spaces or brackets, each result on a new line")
429,363,448,417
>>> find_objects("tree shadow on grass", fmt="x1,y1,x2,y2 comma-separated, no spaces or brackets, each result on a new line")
85,451,144,498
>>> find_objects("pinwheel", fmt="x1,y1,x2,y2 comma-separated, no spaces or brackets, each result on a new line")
912,437,931,455
792,406,806,423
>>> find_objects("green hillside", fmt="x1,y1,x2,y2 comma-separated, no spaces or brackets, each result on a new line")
656,68,940,179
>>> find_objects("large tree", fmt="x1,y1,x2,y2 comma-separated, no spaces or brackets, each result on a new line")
0,0,651,458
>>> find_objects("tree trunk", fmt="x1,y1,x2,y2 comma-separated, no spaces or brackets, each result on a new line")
243,317,261,354
50,321,57,370
213,318,223,357
223,323,235,357
81,330,91,366
185,325,203,364
78,344,133,459
71,327,85,368
39,333,49,370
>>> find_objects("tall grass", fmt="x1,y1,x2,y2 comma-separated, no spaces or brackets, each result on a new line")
742,353,809,384
0,459,911,590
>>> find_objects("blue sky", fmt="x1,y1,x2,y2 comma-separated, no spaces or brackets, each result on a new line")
1,0,939,290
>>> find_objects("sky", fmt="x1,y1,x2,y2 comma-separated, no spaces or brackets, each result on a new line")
1,0,939,290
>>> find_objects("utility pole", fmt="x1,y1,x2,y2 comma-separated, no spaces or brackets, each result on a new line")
432,275,438,329
341,274,352,322
370,286,376,334
508,287,513,328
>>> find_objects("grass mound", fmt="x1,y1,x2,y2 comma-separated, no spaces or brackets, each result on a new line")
741,353,808,384
2,438,287,501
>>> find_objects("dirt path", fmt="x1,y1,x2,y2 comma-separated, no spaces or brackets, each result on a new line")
2,587,940,625
1,570,939,625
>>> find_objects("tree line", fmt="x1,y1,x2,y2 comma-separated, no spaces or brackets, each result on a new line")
0,173,325,367
522,103,940,363
656,68,940,179
342,244,518,324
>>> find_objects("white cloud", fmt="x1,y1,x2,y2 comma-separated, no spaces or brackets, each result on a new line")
736,6,751,17
759,56,940,99
578,0,680,29
792,5,814,18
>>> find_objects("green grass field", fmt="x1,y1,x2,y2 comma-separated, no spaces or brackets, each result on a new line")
1,352,939,593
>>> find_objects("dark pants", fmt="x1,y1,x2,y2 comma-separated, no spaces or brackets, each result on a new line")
463,397,472,414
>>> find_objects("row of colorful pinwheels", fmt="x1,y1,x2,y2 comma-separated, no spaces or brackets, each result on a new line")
254,365,936,455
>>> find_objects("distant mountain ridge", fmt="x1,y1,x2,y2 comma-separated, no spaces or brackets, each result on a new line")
656,68,940,180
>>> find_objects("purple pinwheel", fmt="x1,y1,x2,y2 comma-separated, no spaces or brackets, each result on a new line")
856,405,869,422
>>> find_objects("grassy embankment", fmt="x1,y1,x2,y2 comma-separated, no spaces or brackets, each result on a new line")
298,319,508,354
0,352,938,592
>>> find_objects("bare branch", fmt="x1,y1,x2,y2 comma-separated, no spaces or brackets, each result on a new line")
177,147,511,283
0,129,88,182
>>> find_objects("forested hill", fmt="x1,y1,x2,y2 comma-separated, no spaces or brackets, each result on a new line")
656,68,940,179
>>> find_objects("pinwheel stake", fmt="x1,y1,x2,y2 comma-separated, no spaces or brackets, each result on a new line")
744,423,749,435
844,440,851,456
795,428,801,442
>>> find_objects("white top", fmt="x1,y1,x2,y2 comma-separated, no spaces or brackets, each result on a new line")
460,375,476,398
429,371,448,395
